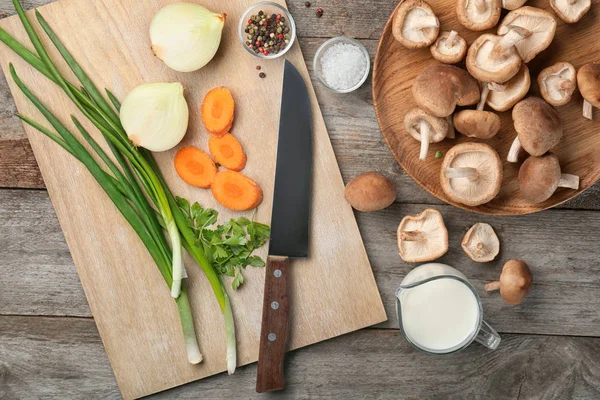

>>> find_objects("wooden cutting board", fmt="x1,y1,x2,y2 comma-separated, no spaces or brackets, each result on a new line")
0,1,387,398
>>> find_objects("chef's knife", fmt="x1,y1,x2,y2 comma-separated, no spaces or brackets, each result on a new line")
256,60,312,393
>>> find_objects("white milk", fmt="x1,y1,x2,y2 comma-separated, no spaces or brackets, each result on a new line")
398,263,480,353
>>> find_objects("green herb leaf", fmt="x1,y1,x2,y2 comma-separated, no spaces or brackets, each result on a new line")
232,270,244,291
175,199,270,290
247,256,266,268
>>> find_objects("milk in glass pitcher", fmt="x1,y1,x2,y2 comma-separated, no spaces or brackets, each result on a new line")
396,263,501,354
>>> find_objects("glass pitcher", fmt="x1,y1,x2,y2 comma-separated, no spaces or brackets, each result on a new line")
395,263,501,354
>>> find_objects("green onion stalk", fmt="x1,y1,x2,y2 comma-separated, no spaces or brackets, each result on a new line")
2,0,236,373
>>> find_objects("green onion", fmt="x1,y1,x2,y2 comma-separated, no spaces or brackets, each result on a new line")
2,0,237,371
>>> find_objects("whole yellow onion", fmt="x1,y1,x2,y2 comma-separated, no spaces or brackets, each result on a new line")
150,2,226,73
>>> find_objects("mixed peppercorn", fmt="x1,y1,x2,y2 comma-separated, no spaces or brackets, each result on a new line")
244,11,292,56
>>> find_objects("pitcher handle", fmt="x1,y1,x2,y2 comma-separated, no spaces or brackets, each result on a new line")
475,320,501,350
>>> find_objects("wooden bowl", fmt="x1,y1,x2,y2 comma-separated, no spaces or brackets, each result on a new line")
373,0,600,215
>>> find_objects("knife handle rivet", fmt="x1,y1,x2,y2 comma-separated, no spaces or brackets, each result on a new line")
268,333,277,341
274,269,282,278
271,301,280,310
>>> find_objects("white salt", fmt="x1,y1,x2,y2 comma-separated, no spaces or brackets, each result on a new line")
320,42,368,91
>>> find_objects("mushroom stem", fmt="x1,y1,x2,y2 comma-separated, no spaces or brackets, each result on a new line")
583,100,593,120
446,117,455,139
567,0,577,4
446,30,458,48
485,281,501,291
419,121,431,160
477,85,490,111
444,167,480,181
507,136,521,163
412,16,439,30
401,231,426,241
559,174,580,190
496,26,531,52
488,82,507,92
472,242,491,257
559,78,574,91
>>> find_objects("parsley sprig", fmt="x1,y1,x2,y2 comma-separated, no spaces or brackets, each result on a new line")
176,197,270,290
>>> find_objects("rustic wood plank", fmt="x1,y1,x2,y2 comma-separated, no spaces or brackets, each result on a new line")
2,315,600,399
2,189,600,337
0,138,43,188
0,189,90,317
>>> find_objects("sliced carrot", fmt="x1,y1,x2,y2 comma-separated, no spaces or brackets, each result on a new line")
209,133,247,172
202,87,235,136
211,170,263,211
174,146,217,189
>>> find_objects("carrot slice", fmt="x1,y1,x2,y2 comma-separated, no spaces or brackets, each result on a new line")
209,133,247,172
211,170,263,211
174,146,217,189
202,87,235,136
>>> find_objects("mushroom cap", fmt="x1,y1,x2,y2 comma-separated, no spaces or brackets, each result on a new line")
344,172,397,212
487,64,531,112
461,222,500,262
512,97,563,156
538,62,578,107
466,33,522,83
404,108,449,144
456,0,502,31
397,208,449,263
497,7,557,63
412,63,481,117
499,260,533,305
577,63,600,108
549,0,591,23
453,110,501,139
393,0,440,49
440,142,503,206
430,31,468,64
502,0,528,10
518,153,562,203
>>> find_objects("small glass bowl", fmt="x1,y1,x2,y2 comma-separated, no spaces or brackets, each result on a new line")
238,1,297,60
313,36,371,93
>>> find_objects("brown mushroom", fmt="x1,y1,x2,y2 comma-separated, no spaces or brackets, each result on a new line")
412,63,481,117
397,208,448,263
486,64,531,112
577,63,600,120
507,97,563,163
518,153,579,203
549,0,591,23
393,0,440,49
462,222,500,262
430,31,468,64
456,0,501,31
502,0,528,10
344,172,397,212
404,108,449,160
485,260,532,305
453,110,501,139
440,142,503,206
497,7,557,63
466,33,522,84
538,62,577,107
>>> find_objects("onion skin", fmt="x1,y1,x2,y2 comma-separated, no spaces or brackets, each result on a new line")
150,3,226,73
120,82,189,152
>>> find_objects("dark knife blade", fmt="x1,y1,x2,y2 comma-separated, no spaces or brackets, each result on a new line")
268,60,312,258
256,60,312,393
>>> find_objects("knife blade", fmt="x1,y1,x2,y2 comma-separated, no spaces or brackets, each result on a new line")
256,60,312,393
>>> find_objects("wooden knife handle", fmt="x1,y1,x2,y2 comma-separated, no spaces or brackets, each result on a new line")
256,255,289,393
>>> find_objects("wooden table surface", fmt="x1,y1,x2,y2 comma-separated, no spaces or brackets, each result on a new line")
1,1,599,399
